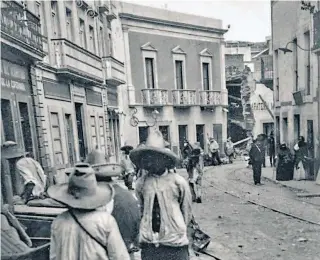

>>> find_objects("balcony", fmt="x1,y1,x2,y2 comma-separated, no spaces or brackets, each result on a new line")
172,89,196,107
0,1,45,59
199,90,228,108
313,11,320,54
51,39,103,84
141,89,168,107
261,55,273,82
102,56,125,87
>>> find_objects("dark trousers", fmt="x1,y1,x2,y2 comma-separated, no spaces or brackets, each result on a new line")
252,161,262,184
269,150,275,166
124,172,134,190
141,244,189,260
211,152,222,165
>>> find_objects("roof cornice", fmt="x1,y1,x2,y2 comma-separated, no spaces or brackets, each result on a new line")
119,13,228,35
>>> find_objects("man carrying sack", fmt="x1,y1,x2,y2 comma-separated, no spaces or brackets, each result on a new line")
130,130,193,260
47,163,130,260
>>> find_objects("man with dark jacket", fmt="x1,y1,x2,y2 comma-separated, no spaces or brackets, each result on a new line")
249,139,264,185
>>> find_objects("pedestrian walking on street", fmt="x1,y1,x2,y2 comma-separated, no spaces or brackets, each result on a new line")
48,163,130,260
268,131,276,167
120,143,135,190
293,136,309,180
225,137,235,164
130,130,192,260
249,139,263,185
187,143,204,203
276,143,294,181
207,134,222,166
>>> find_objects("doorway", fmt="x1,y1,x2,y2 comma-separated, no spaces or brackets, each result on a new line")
212,124,223,150
263,122,274,137
196,124,205,149
138,126,149,144
178,125,188,153
307,120,314,177
294,114,300,142
64,114,75,166
159,125,170,143
75,103,86,161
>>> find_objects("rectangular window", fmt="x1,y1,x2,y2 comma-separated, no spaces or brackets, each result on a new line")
202,62,210,90
99,26,104,56
18,102,33,155
89,25,95,54
51,1,58,37
304,31,311,95
1,99,15,142
90,116,97,149
108,33,113,55
64,114,75,166
79,19,86,48
145,58,155,89
50,112,64,166
99,116,105,150
66,8,72,41
175,60,184,89
293,38,298,91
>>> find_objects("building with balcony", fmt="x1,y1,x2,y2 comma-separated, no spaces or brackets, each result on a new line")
225,37,274,140
272,0,319,180
1,0,125,188
117,2,228,156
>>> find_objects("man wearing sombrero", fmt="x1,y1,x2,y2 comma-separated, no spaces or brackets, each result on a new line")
85,146,141,260
120,143,135,190
131,130,192,260
48,163,130,260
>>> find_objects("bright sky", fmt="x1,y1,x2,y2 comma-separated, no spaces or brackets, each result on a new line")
124,0,271,42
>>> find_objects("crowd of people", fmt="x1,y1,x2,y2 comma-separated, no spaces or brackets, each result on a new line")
47,129,211,260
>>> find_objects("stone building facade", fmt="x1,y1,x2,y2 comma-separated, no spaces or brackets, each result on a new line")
272,0,320,179
117,2,228,155
1,0,125,189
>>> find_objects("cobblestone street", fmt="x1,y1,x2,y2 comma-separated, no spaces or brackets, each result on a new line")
181,162,320,260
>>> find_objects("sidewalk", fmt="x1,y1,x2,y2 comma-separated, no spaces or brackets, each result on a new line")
261,166,320,196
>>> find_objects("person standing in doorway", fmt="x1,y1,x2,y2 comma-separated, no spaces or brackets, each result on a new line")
207,134,222,166
249,139,263,185
268,131,276,167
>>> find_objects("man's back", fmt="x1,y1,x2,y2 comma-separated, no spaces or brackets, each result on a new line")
112,184,141,249
50,210,129,260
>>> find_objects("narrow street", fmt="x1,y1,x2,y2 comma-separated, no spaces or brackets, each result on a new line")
183,162,320,260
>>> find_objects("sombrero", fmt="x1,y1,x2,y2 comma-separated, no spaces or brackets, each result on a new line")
85,148,124,177
130,130,180,169
120,142,134,152
47,163,114,210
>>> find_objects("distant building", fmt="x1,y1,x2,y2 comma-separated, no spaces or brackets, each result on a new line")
272,0,320,180
225,38,274,140
117,2,228,155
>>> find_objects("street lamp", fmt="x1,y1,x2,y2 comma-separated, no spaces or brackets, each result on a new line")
279,40,312,54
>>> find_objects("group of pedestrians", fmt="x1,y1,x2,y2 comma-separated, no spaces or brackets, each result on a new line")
47,129,203,260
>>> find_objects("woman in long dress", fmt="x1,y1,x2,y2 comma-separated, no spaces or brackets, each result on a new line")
276,144,294,181
293,136,308,181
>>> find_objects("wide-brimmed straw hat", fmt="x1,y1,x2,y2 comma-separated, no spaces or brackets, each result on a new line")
48,163,114,210
130,130,180,169
85,148,124,177
120,142,134,152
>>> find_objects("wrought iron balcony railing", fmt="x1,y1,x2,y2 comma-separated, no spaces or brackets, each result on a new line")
172,89,196,106
1,1,43,52
141,89,168,107
199,90,227,107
